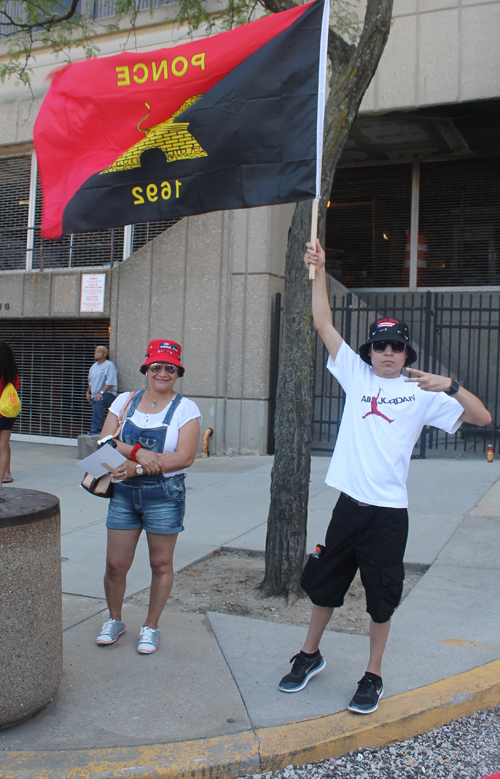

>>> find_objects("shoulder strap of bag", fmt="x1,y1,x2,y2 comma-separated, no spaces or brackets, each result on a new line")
161,394,183,429
112,391,139,439
125,389,145,420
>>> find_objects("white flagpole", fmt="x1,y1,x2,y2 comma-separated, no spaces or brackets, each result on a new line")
309,0,329,281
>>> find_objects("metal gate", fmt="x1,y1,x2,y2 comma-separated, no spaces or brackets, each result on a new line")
0,319,110,439
268,290,500,457
311,290,499,457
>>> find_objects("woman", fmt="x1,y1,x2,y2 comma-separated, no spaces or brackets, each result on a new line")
95,339,201,654
0,342,20,485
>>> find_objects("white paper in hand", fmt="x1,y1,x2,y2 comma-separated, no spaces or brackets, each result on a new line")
76,444,127,479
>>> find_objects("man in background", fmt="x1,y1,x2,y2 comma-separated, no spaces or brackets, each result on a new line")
86,346,117,434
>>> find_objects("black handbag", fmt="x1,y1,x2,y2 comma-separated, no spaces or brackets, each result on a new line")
81,471,113,498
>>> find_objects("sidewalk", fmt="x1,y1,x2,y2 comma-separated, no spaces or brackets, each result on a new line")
1,442,500,778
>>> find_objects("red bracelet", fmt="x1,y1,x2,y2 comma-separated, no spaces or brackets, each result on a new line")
130,443,142,462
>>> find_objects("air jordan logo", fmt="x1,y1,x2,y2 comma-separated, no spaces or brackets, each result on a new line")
362,388,394,423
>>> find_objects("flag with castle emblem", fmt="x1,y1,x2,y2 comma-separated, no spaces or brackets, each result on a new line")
34,0,329,239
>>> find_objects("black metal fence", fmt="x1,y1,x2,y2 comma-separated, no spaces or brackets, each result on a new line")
269,290,500,458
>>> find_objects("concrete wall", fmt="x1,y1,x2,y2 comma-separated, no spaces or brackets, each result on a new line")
360,0,500,113
0,267,112,318
0,204,293,453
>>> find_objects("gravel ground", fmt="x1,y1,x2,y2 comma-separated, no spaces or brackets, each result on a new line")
240,707,500,779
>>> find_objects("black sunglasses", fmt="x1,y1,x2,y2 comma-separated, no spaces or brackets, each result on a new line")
371,341,406,354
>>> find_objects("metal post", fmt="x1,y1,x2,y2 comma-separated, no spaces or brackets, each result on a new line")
26,151,37,271
409,159,421,291
110,228,114,265
344,292,352,346
122,225,132,261
419,289,433,458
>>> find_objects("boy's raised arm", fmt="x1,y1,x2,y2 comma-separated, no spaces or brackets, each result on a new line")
304,240,344,361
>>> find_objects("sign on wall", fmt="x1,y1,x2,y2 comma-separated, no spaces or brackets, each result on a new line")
80,274,106,313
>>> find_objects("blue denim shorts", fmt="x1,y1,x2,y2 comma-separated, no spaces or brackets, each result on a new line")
106,473,186,534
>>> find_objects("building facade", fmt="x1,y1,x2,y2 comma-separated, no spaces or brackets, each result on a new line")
0,0,499,452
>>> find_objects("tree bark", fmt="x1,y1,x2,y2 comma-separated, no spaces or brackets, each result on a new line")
261,0,394,598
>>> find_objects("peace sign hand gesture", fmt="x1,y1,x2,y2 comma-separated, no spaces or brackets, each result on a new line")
404,368,453,394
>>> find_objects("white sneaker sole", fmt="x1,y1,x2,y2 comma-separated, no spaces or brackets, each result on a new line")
278,657,326,693
137,637,160,654
96,625,127,645
348,687,384,714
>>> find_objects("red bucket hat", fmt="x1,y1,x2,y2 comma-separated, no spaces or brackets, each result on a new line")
140,339,185,375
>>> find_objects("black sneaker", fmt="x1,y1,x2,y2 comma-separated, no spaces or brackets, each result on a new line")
278,652,326,693
348,673,384,714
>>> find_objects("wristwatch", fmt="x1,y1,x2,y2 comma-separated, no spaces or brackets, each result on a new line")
97,435,117,449
445,378,460,396
135,464,144,475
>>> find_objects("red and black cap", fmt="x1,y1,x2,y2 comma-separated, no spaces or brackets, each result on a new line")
140,339,185,375
358,318,417,368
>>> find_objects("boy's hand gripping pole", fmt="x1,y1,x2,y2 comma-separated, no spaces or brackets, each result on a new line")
309,199,319,280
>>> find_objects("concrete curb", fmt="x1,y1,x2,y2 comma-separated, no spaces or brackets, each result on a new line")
2,659,500,779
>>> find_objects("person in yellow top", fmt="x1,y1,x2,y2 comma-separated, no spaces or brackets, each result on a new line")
0,342,21,485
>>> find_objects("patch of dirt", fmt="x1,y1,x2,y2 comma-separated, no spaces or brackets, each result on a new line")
161,550,426,636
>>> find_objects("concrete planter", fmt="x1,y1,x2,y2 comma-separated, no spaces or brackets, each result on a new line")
0,488,62,730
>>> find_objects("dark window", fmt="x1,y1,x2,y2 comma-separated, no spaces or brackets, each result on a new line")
419,157,500,286
326,156,500,288
0,318,110,438
326,165,412,288
0,154,181,270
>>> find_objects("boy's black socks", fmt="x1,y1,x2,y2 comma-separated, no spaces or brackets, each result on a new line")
300,649,320,659
365,671,382,683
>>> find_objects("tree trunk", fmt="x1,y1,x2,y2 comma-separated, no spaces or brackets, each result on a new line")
261,0,394,598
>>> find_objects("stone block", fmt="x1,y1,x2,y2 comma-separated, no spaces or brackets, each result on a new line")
267,204,293,278
0,488,62,729
182,212,225,398
17,98,43,142
460,4,500,101
246,208,271,274
376,14,418,110
230,209,249,274
77,434,99,460
51,273,78,315
418,9,459,106
0,273,24,318
241,275,273,399
23,271,51,317
224,399,269,455
226,276,246,398
150,219,188,346
114,243,153,391
393,0,419,15
0,102,19,145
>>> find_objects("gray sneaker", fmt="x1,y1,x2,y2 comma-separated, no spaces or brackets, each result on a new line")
96,618,126,645
137,626,160,654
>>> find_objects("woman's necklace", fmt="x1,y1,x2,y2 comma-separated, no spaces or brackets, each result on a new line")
146,389,173,409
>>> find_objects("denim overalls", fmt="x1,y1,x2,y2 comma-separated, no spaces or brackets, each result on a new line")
106,391,186,533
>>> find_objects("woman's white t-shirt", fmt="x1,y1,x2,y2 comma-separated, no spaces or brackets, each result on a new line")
109,392,202,477
325,342,463,508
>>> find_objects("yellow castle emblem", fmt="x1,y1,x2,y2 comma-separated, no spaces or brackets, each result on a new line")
100,95,207,175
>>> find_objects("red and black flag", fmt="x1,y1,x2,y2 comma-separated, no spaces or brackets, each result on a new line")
34,0,329,239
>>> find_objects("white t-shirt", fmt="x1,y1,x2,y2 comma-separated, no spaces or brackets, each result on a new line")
108,392,202,477
325,342,463,508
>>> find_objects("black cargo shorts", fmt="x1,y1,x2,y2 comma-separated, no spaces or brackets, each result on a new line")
301,492,409,623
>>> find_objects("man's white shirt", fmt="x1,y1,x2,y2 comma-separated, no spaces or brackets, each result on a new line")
325,341,463,508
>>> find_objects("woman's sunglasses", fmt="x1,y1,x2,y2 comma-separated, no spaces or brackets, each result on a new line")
148,363,177,374
371,341,406,354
